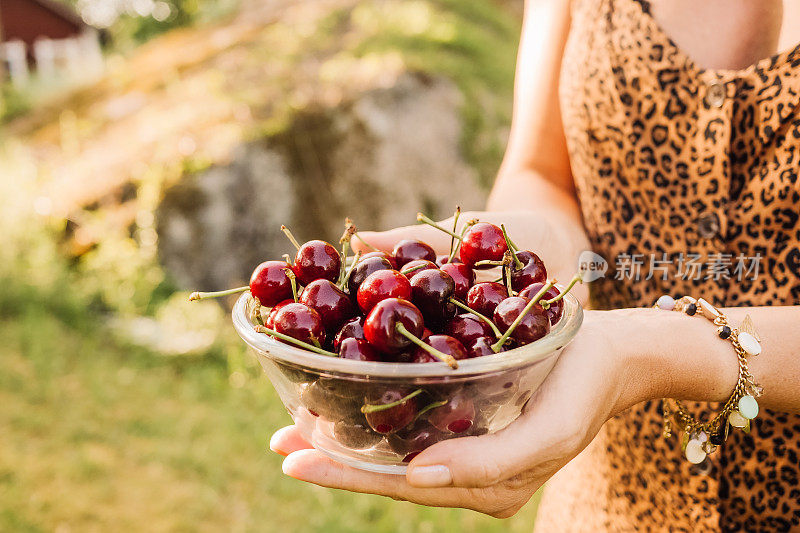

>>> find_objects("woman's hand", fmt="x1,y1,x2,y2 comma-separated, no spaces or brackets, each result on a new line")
352,210,591,303
270,311,647,518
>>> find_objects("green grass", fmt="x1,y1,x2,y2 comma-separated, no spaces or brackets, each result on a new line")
0,283,540,532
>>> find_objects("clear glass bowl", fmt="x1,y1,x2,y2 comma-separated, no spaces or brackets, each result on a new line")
232,291,583,474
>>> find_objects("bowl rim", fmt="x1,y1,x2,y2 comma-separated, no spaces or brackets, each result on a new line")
231,289,583,377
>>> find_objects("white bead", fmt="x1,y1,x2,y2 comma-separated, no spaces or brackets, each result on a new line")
697,431,708,443
685,439,707,464
738,395,759,419
697,298,721,319
728,410,748,428
737,332,761,356
656,295,675,310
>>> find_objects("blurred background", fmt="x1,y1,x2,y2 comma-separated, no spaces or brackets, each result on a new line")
0,1,535,530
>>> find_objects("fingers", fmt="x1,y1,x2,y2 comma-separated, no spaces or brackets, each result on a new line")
352,221,458,255
269,425,313,456
281,448,521,515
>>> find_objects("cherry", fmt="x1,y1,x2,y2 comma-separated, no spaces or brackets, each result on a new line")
333,419,383,449
459,222,507,269
410,334,469,363
444,314,493,346
363,298,424,353
466,282,508,317
361,251,398,269
333,316,365,351
400,259,438,279
293,240,342,285
410,269,456,328
362,388,421,434
392,239,436,267
436,255,461,266
519,282,563,325
272,302,326,346
347,256,393,296
300,381,358,421
510,250,547,292
299,279,355,332
338,337,380,361
427,391,476,434
357,270,412,313
440,262,474,300
249,260,294,305
265,298,293,329
493,296,550,344
467,335,503,358
387,420,447,460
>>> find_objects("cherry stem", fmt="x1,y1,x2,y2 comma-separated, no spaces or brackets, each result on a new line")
414,399,449,421
491,279,556,352
501,251,516,297
280,225,301,251
402,263,429,276
282,253,293,266
501,225,523,268
395,323,459,369
417,213,462,240
254,325,337,357
449,206,461,256
340,250,362,289
474,259,506,267
449,298,502,338
447,220,476,263
247,295,264,326
284,268,298,302
189,286,248,301
354,233,379,251
541,272,584,307
361,389,423,414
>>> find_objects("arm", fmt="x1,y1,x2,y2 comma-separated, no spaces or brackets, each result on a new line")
352,0,588,293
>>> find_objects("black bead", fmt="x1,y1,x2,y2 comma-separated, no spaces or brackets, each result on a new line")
718,325,731,339
686,303,697,316
709,431,725,446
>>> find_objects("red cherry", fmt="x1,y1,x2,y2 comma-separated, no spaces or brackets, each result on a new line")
436,254,461,266
466,335,505,358
363,298,424,353
519,283,563,325
400,259,438,279
357,270,412,313
363,388,420,434
387,420,447,459
272,302,326,346
293,240,341,285
265,299,293,329
338,338,380,361
410,269,456,328
347,256,393,296
361,251,398,269
459,222,507,269
410,334,469,363
249,260,293,306
443,314,492,346
427,391,476,434
510,250,547,292
392,239,436,267
440,262,474,300
333,316,365,351
466,282,508,317
493,296,550,344
299,279,355,332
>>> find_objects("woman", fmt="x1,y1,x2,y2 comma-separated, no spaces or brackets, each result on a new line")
270,0,800,529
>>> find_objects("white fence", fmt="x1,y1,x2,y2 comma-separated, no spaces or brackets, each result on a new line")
0,29,103,86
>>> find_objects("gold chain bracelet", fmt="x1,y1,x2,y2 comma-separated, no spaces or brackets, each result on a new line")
654,295,763,464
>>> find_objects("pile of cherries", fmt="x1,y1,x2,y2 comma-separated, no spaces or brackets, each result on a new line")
191,211,581,460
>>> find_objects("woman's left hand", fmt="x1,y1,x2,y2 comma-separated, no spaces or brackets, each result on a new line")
270,311,647,518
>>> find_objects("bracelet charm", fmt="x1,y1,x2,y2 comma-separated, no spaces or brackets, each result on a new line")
655,295,763,465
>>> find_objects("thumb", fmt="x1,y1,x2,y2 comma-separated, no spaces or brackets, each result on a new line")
352,223,455,255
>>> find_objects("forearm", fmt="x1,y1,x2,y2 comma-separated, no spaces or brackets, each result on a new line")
606,305,800,415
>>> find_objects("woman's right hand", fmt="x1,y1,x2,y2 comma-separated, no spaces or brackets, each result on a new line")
352,209,590,302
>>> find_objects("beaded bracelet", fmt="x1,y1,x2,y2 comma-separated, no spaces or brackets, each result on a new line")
654,295,763,464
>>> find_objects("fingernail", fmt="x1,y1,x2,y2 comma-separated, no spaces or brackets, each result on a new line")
407,465,452,487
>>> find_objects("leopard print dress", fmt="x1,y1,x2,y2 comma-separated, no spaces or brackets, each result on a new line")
534,0,800,530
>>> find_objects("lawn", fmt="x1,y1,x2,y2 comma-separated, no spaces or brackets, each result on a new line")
0,284,540,532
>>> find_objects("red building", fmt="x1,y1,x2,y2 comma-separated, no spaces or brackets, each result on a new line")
0,0,102,84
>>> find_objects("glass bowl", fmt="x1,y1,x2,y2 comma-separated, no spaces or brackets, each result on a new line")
232,291,583,474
